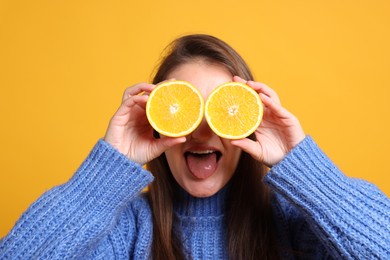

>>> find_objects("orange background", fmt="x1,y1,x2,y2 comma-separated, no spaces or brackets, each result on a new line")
1,0,389,237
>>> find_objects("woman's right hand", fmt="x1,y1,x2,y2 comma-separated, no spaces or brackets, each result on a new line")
104,83,186,165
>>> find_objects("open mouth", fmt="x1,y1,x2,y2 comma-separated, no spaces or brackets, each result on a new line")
184,150,222,179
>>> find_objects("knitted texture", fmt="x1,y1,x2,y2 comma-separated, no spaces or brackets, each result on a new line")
264,137,390,259
1,136,389,259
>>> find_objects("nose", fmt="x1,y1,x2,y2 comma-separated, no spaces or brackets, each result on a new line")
189,117,214,141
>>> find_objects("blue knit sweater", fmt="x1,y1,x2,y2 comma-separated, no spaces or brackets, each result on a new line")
1,136,389,259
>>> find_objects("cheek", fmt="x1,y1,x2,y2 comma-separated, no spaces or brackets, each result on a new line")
224,145,242,173
164,148,183,175
233,150,242,170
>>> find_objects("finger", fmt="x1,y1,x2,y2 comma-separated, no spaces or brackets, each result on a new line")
247,81,281,105
233,75,248,84
123,83,155,101
231,138,262,162
152,136,187,155
116,95,148,117
125,94,148,108
132,94,149,109
260,93,293,120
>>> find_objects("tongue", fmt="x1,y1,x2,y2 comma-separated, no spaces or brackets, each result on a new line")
186,153,218,179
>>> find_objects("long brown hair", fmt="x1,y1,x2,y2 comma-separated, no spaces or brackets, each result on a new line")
146,34,279,259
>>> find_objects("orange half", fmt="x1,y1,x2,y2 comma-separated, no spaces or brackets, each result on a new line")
205,82,263,139
146,80,204,137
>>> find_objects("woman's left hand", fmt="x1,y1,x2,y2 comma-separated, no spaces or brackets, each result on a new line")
231,76,306,167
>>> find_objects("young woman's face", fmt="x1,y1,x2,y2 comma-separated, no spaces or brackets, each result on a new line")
164,61,242,197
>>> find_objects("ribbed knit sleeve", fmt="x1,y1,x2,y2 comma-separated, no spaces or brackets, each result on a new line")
264,136,390,259
0,139,154,259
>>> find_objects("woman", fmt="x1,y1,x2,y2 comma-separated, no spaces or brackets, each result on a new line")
1,34,389,259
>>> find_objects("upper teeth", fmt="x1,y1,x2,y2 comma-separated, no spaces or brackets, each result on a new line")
189,150,214,155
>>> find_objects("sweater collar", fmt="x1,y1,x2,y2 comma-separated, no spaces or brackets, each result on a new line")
173,183,229,217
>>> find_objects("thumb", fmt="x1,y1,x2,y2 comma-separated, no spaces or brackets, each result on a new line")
150,136,186,157
231,138,263,163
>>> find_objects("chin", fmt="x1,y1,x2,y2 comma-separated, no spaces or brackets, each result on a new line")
181,181,223,198
189,190,216,198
